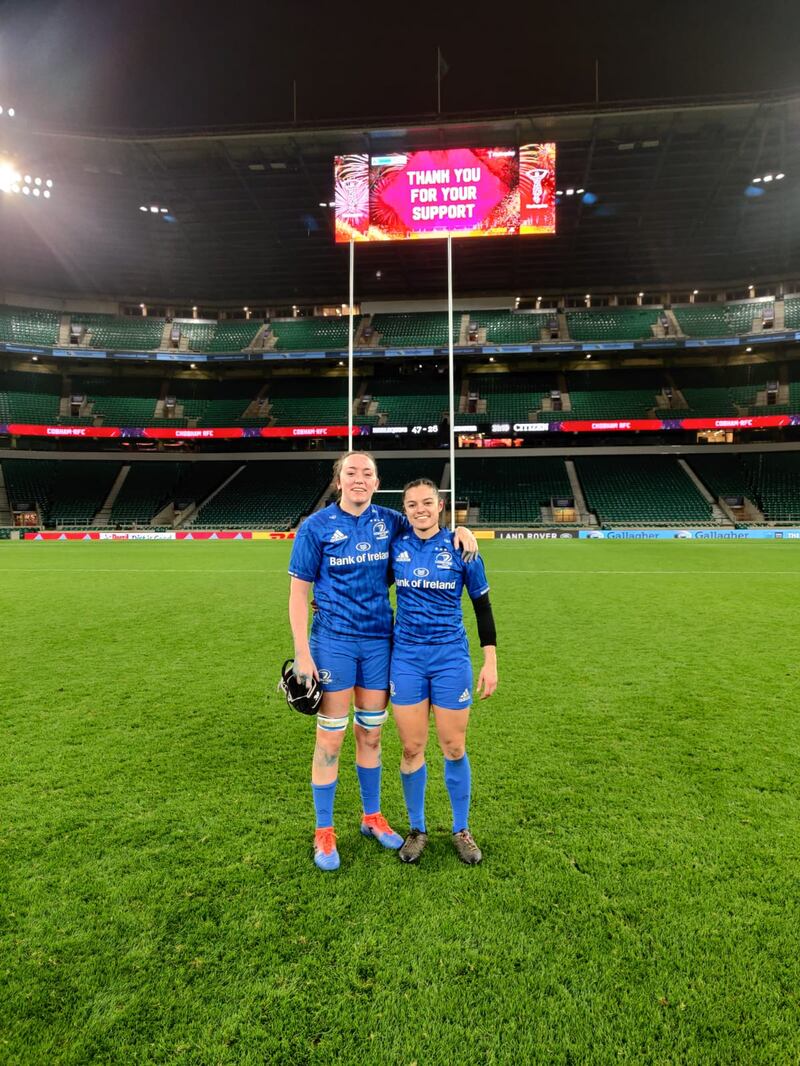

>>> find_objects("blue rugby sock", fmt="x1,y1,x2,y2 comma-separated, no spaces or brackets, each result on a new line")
401,764,428,833
312,780,337,829
356,764,381,816
444,754,471,833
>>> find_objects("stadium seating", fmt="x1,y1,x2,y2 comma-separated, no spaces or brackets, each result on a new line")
2,459,120,526
266,376,349,426
71,376,162,426
109,463,182,526
566,308,659,341
193,460,331,529
673,302,772,338
269,317,359,351
564,369,662,419
171,462,243,511
0,370,62,423
576,456,713,526
0,305,60,346
178,322,217,352
71,313,165,350
3,459,57,517
689,454,752,504
169,377,261,425
470,372,554,423
738,453,800,522
48,462,122,526
364,370,448,426
467,310,550,344
368,458,446,513
207,320,263,352
371,312,453,348
455,457,572,525
784,296,800,330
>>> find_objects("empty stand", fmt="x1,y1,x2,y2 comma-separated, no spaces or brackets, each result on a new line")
673,302,773,338
71,313,165,351
266,377,349,426
455,457,572,525
193,461,331,529
738,453,800,522
269,317,359,351
371,458,447,513
0,306,59,346
467,310,550,344
564,369,661,419
109,463,182,526
0,370,62,423
371,312,453,348
566,308,659,341
576,455,713,526
470,371,554,422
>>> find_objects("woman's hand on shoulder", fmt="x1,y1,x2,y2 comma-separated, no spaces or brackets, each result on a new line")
454,525,479,563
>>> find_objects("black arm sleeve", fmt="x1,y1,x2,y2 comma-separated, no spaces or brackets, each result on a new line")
470,592,497,648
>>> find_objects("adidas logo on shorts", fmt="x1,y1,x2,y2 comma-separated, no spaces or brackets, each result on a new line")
395,550,411,562
458,689,471,703
330,529,348,543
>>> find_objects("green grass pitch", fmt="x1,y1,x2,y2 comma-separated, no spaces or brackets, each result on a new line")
1,539,799,1065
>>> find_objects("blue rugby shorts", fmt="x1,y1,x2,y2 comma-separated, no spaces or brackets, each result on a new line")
390,636,473,711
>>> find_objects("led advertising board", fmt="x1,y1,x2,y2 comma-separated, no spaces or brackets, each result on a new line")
334,144,556,242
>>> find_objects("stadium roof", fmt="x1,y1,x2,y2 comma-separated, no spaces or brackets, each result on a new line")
2,90,800,305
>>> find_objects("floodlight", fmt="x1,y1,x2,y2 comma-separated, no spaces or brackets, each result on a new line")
34,177,42,186
149,205,158,213
7,108,14,117
763,174,773,182
46,179,53,188
24,175,31,184
139,205,148,211
22,185,30,195
752,177,762,183
0,161,22,193
776,173,785,180
33,187,40,196
43,189,50,198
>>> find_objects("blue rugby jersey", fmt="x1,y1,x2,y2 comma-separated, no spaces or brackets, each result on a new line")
288,503,406,638
392,528,490,645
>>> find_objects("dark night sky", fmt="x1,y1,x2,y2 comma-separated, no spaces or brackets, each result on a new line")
0,0,799,132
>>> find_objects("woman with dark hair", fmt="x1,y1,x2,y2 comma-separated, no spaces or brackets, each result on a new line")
390,478,497,866
288,452,478,871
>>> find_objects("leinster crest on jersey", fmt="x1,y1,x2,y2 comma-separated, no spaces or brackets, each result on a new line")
372,519,389,541
435,548,453,569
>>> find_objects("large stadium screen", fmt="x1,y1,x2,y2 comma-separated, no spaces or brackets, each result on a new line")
334,144,556,242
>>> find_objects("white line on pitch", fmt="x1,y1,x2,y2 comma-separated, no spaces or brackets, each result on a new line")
1,567,799,577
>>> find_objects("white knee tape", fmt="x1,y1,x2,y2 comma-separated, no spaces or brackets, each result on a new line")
316,714,349,733
354,707,388,730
